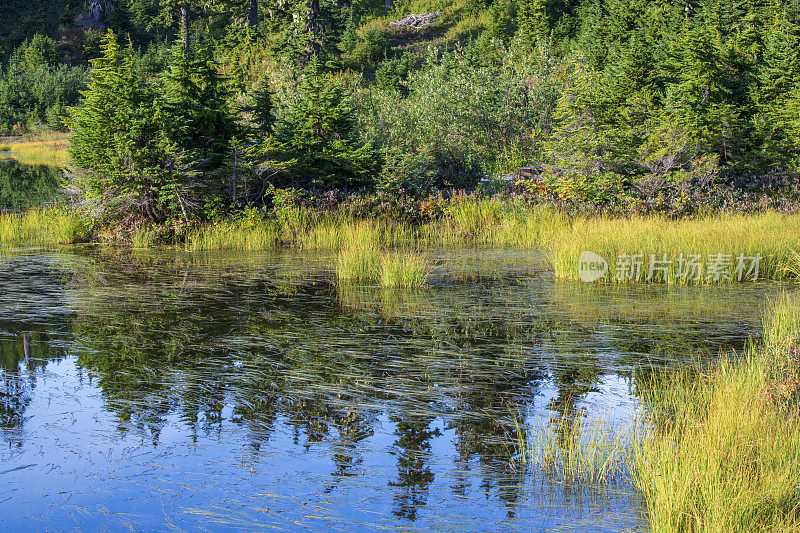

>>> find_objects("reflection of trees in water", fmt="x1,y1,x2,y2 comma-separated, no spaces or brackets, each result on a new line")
0,370,31,438
64,257,564,517
55,252,761,522
0,329,65,444
0,161,62,209
389,414,438,520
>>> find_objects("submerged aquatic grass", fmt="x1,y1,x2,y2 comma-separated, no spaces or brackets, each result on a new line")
0,207,89,246
515,414,631,486
631,293,800,532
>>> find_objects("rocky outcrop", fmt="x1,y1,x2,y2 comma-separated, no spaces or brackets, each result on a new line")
388,12,441,30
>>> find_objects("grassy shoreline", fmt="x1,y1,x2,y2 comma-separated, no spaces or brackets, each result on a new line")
0,132,70,167
515,294,800,531
2,197,800,284
630,294,800,531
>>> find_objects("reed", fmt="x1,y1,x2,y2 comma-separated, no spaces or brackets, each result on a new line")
0,207,89,246
184,220,280,252
631,293,800,532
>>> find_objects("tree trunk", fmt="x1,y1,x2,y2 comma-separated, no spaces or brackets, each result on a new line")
304,0,321,60
181,3,189,59
247,0,258,27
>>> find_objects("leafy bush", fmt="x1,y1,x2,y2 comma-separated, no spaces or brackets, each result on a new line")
351,28,390,67
369,43,560,181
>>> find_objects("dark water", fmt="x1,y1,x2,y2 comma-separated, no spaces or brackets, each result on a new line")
0,248,782,531
0,159,63,209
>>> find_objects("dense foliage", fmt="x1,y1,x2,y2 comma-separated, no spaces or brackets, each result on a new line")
0,35,87,134
2,0,799,224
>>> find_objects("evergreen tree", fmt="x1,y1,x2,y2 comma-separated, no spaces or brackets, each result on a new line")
69,31,235,222
543,58,611,179
753,11,800,166
253,62,373,189
662,23,753,165
68,30,164,221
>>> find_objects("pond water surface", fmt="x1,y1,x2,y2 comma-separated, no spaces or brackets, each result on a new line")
0,159,62,209
0,247,784,531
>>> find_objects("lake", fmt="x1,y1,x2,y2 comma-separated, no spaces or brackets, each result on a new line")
0,247,782,531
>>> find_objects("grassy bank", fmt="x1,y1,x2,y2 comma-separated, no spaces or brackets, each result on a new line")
631,293,800,532
185,199,800,283
0,133,70,167
553,212,800,283
7,195,800,284
0,207,89,246
512,294,800,531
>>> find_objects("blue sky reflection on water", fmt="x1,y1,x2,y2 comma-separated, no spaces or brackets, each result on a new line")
0,249,782,531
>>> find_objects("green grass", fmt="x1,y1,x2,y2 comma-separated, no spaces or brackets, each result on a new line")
335,244,381,283
0,207,89,246
184,220,281,252
0,134,70,167
508,294,800,531
551,212,800,283
180,201,800,284
336,243,430,288
7,190,800,287
130,227,156,249
631,293,800,532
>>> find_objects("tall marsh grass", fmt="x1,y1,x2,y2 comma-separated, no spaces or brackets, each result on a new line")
631,293,800,532
0,207,89,246
336,245,430,288
379,251,430,287
552,212,800,283
335,244,381,283
185,220,280,252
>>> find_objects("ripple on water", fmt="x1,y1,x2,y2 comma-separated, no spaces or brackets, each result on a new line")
0,248,783,531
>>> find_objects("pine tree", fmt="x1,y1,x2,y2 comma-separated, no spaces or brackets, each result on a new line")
157,44,236,218
543,58,611,179
753,11,800,166
662,23,753,165
253,62,373,189
68,30,164,221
